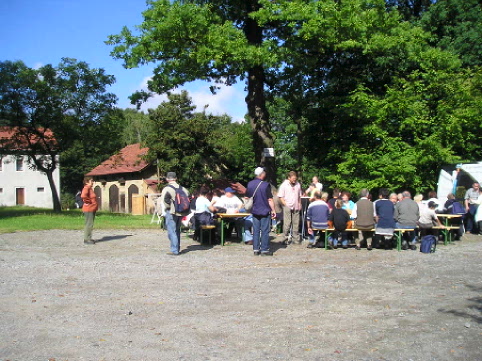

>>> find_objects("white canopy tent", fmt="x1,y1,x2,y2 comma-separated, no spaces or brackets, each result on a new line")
437,162,482,203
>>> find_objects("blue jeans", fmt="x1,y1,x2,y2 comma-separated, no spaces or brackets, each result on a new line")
466,204,478,233
309,230,322,244
396,223,417,244
165,211,181,254
252,214,271,252
329,231,348,247
243,215,253,243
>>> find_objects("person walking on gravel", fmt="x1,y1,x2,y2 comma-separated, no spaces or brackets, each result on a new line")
81,177,98,245
246,167,277,256
160,172,190,256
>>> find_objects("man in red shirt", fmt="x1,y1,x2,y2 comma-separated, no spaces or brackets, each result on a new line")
81,176,98,245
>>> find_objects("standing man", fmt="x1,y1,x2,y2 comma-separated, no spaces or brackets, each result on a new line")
81,176,98,245
352,189,376,251
305,176,323,197
160,172,190,256
464,182,480,234
246,167,277,256
278,171,302,245
394,191,420,250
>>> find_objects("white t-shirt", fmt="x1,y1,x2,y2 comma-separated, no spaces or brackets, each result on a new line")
195,196,212,214
214,195,242,214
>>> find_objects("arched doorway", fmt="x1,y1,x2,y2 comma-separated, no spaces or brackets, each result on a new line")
128,184,139,213
94,186,102,211
109,184,119,213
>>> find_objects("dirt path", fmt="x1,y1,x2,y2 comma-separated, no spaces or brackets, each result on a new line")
0,230,481,361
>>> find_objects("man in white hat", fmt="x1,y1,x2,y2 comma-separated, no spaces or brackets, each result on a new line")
246,167,277,256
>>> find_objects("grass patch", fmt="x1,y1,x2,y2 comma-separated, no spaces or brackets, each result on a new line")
0,206,160,234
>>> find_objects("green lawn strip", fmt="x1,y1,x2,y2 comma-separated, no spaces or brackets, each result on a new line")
0,207,159,234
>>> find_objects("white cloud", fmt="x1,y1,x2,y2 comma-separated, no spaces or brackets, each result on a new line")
33,62,43,70
134,78,247,123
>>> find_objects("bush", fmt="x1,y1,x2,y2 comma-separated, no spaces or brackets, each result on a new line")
61,192,76,210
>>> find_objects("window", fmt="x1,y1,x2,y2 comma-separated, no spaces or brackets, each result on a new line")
37,187,45,192
16,157,24,171
0,188,3,193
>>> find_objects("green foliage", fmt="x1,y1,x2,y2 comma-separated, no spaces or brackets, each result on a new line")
143,90,253,188
421,0,482,67
60,192,76,210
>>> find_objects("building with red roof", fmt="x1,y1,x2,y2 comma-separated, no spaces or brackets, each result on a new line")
0,127,60,208
86,143,159,214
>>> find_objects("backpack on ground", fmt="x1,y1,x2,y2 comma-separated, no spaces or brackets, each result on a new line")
168,185,191,214
420,235,437,253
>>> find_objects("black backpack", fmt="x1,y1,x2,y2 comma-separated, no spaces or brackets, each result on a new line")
168,185,191,214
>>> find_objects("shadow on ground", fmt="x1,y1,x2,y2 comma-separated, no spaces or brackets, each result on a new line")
438,284,482,324
96,234,134,243
181,244,214,254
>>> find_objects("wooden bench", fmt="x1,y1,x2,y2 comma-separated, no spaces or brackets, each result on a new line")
312,228,414,251
432,226,461,245
200,225,216,245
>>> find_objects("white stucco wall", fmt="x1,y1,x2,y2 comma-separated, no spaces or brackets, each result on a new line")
0,155,60,208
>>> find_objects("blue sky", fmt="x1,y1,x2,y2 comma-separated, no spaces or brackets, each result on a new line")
0,0,247,121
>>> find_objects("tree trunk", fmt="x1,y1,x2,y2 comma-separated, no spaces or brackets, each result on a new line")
46,169,62,212
244,0,277,185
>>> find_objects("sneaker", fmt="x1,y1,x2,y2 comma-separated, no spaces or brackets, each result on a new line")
253,251,260,256
84,240,95,245
367,246,373,251
166,252,179,256
261,251,273,256
246,241,253,245
410,245,417,251
307,244,315,249
355,246,361,250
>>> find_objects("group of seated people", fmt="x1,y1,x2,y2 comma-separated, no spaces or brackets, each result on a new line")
187,183,463,251
306,188,463,250
190,186,256,244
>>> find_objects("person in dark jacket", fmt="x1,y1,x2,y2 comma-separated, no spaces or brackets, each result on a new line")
245,167,277,256
328,199,350,249
306,191,330,248
375,188,396,249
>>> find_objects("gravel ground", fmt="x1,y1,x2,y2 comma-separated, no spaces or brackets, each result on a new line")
0,229,481,361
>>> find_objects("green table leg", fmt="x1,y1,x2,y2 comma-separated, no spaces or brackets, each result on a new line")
324,230,332,250
396,231,402,251
221,218,225,246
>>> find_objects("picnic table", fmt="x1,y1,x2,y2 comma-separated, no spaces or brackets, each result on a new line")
217,213,251,246
436,214,463,245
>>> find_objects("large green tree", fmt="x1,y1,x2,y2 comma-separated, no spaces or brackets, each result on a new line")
0,58,118,211
107,0,288,183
